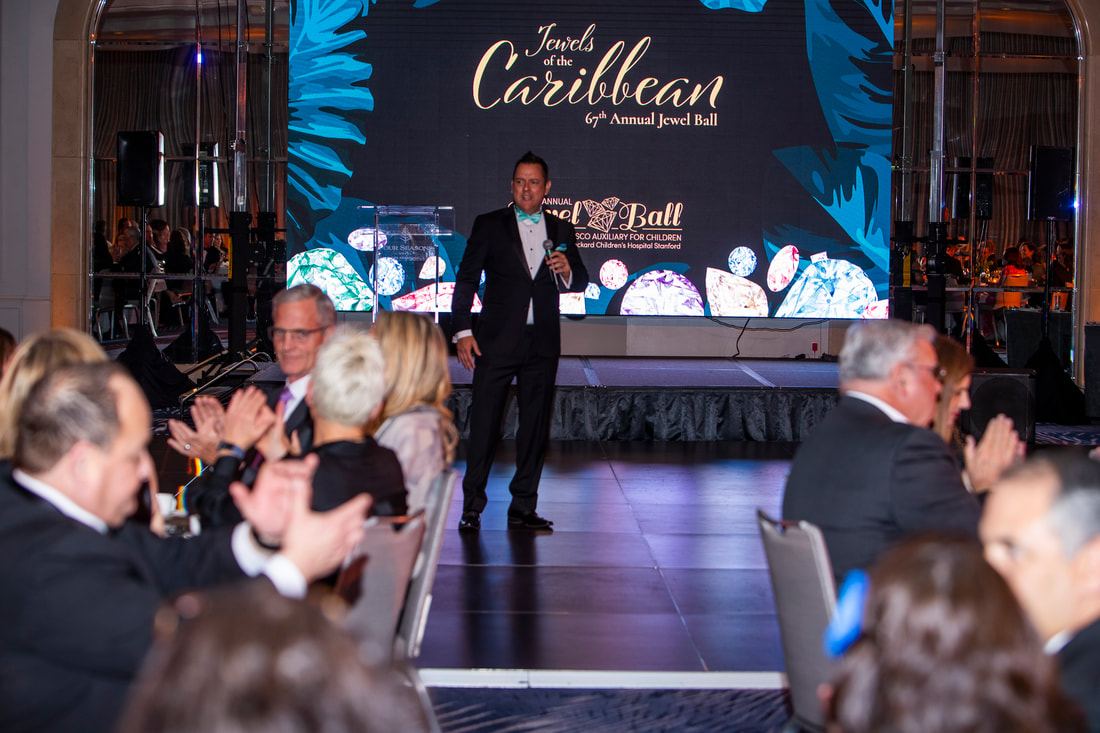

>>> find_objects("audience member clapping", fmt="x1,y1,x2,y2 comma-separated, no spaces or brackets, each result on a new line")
825,535,1082,733
371,310,457,511
189,327,406,527
0,362,369,732
117,582,427,733
933,335,1023,493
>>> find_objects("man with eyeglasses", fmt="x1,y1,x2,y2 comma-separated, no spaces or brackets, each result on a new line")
980,453,1100,731
782,320,981,584
180,284,335,527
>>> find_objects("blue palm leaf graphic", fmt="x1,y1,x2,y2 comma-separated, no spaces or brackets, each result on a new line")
288,0,375,245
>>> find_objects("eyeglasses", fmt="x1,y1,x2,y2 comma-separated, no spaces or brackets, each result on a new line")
907,362,947,383
267,327,325,343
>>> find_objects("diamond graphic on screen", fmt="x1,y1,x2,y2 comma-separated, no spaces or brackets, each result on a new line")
728,247,758,277
582,198,619,233
418,256,446,280
347,227,385,252
559,292,585,315
584,283,602,299
599,259,629,290
774,259,877,318
767,245,800,291
860,299,889,319
391,282,482,313
288,249,373,311
480,271,486,287
706,267,769,316
620,270,705,316
369,257,406,297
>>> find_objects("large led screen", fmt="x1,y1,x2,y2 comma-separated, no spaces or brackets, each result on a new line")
287,0,893,318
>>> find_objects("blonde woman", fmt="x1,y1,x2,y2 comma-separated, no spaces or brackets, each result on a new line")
0,329,108,459
371,311,457,512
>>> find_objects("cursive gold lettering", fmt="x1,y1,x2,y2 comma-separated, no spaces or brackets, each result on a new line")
473,40,519,109
473,35,723,111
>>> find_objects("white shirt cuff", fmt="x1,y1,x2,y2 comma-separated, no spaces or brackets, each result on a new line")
563,272,573,289
453,329,473,343
230,523,308,598
231,522,271,576
262,554,308,599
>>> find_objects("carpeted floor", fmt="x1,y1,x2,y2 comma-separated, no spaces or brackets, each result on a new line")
431,688,790,733
1034,423,1100,446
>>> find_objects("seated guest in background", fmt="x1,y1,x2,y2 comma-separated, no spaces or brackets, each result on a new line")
782,320,981,583
162,228,194,300
999,246,1030,284
117,583,426,733
190,328,405,526
169,283,335,465
0,362,369,733
981,453,1100,732
0,327,15,378
371,310,457,512
826,535,1082,733
149,218,170,258
932,335,1023,493
0,328,107,460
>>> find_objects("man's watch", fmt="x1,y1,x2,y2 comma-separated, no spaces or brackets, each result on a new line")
216,441,246,462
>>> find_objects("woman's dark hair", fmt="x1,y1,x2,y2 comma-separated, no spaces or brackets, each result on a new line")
827,535,1083,733
117,583,426,733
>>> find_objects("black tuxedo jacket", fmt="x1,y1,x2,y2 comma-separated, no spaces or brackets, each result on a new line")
452,206,588,360
0,468,245,733
782,395,981,583
1059,617,1100,732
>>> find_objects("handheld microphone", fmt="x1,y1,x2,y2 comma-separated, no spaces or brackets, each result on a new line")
543,240,565,292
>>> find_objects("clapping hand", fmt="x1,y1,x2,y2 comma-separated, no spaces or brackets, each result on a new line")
167,395,226,464
963,414,1025,493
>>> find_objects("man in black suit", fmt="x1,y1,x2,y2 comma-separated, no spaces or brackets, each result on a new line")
981,454,1100,731
782,320,981,583
0,362,367,733
452,151,589,532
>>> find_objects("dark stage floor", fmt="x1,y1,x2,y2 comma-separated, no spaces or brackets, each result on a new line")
418,439,794,689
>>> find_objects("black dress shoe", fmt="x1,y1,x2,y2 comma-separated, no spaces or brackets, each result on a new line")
458,511,481,532
507,511,554,531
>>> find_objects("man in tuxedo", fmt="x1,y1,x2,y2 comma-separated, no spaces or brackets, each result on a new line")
981,454,1100,731
452,151,589,532
172,282,332,466
0,362,368,733
782,320,981,583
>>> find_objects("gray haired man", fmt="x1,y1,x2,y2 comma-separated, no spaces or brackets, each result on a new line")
782,320,981,583
981,454,1100,731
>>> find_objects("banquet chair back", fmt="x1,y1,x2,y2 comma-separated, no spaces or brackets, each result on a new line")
758,509,837,732
336,514,426,668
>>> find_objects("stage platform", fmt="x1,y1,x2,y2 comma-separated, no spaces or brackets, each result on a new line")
246,356,840,443
448,357,840,443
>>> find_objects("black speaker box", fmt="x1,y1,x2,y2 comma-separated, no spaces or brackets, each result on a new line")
951,157,994,221
1028,146,1075,221
185,141,219,208
117,131,164,207
1005,309,1073,369
961,368,1037,443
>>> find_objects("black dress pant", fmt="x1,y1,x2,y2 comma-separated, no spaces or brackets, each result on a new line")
462,326,557,515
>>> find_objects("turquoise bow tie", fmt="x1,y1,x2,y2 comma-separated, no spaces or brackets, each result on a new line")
517,209,542,225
